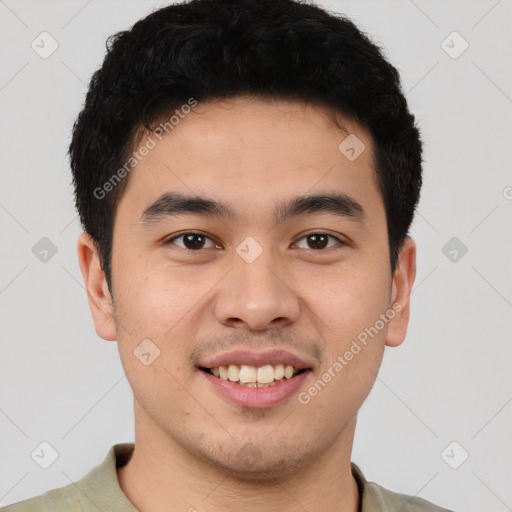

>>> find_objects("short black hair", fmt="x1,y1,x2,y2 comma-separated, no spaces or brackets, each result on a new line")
69,0,422,294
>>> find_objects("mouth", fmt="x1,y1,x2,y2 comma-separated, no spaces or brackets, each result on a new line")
196,349,314,408
199,364,307,387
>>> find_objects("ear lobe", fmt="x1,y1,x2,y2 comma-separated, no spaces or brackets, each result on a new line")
77,231,117,341
385,237,416,348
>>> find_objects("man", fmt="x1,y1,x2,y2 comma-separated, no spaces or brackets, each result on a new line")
1,0,454,510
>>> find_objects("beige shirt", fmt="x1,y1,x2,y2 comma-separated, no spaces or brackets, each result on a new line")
1,443,453,511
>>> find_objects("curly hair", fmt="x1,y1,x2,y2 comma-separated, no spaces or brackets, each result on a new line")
69,0,422,293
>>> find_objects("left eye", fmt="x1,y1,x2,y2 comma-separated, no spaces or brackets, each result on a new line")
293,233,343,250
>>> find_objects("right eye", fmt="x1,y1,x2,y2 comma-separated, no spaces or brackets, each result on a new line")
163,232,221,251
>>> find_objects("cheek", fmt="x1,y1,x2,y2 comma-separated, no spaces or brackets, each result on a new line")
309,261,391,341
112,268,195,419
309,259,390,404
113,252,200,333
305,273,388,421
112,260,210,390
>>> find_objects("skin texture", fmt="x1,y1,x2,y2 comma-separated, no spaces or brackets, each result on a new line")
77,96,416,512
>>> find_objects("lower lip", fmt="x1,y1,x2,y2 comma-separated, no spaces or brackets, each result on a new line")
200,369,311,408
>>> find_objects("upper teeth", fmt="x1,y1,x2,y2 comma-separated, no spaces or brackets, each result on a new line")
211,364,297,384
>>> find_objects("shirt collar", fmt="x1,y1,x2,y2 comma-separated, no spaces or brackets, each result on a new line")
351,461,392,511
76,443,138,512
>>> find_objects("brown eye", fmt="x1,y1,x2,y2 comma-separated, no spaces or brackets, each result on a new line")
294,233,343,250
165,232,217,250
306,234,328,249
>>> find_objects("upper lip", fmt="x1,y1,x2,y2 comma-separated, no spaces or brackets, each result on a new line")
198,348,315,370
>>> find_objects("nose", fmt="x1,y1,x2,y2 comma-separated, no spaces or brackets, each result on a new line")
214,247,301,332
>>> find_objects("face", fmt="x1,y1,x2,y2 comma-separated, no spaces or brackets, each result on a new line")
79,96,415,479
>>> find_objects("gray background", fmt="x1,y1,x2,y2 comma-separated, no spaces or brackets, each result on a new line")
0,0,511,510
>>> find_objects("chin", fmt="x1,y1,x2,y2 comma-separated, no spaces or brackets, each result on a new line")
190,436,314,483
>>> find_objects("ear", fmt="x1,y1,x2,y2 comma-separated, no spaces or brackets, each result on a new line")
385,237,416,348
77,231,117,341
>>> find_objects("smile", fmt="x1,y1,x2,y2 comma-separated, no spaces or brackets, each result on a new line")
201,364,305,387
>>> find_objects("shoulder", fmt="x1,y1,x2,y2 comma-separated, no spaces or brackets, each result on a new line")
0,483,81,512
365,480,454,511
351,463,454,512
0,443,135,512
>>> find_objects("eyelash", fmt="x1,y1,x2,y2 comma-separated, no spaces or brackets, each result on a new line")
163,231,346,252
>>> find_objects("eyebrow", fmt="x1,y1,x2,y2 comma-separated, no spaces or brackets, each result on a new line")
139,191,366,226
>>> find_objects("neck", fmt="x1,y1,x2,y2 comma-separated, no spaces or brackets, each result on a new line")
117,401,360,512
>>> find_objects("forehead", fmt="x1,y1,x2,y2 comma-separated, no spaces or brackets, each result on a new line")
150,96,370,153
118,96,381,223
